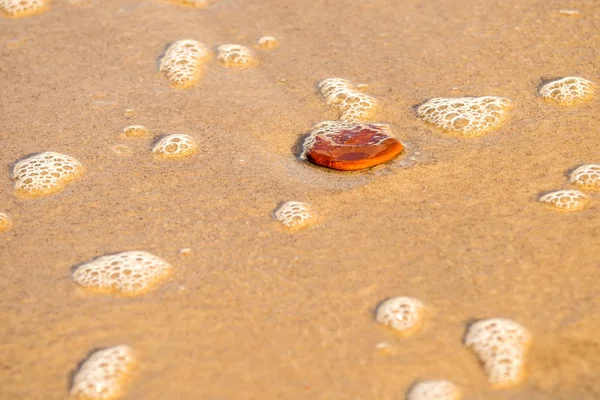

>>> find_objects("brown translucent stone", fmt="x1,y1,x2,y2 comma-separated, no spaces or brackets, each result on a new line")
305,124,404,171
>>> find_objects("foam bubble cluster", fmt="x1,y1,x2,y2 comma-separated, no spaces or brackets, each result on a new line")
152,134,198,159
274,201,317,230
570,164,600,190
159,40,210,88
539,76,596,105
256,36,279,50
0,212,11,232
123,125,150,138
416,96,512,137
407,380,461,400
318,78,377,121
375,296,425,337
538,189,589,211
464,318,531,387
72,251,173,296
0,0,47,17
70,345,135,399
12,152,84,198
216,44,257,69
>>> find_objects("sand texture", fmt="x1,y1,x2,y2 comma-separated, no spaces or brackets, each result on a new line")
1,0,600,399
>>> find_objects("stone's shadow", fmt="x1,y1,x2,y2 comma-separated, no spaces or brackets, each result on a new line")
8,152,46,175
66,347,107,392
564,163,593,178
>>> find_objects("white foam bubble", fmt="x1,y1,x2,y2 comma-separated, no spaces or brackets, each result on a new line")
0,0,47,17
569,164,600,190
70,345,135,399
72,251,173,296
274,201,317,230
164,0,219,8
417,96,512,137
464,318,531,387
159,40,210,88
122,125,150,138
539,76,596,105
256,36,279,50
152,134,199,159
0,212,12,232
216,44,258,69
376,296,425,337
407,380,461,400
12,152,84,198
538,189,589,211
318,78,377,121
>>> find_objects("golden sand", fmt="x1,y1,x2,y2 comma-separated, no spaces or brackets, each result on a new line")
1,0,600,399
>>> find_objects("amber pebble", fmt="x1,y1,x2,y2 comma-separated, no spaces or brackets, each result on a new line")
302,121,404,171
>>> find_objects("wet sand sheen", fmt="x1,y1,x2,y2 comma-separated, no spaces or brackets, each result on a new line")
1,0,600,399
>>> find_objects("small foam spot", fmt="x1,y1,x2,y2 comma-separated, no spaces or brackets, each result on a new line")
407,380,462,400
179,247,192,256
374,341,395,355
464,318,532,388
216,44,258,69
90,92,117,108
152,134,198,160
375,296,425,337
123,125,150,138
164,0,219,8
416,96,512,137
72,251,173,296
12,152,84,198
538,189,589,211
112,145,131,156
570,164,600,190
256,36,279,50
0,212,12,232
558,9,581,17
0,0,47,17
318,78,377,121
70,345,135,399
123,109,136,118
159,40,210,88
274,201,317,230
539,77,596,105
6,38,25,49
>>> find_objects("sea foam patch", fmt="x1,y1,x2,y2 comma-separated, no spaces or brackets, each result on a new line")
274,201,317,230
70,345,135,399
376,296,426,337
464,318,531,387
570,164,600,190
539,76,596,105
0,212,12,232
417,96,512,137
159,40,210,88
152,134,198,160
72,251,172,296
318,78,377,121
538,190,589,212
12,152,84,198
0,0,47,17
407,380,461,400
216,44,258,69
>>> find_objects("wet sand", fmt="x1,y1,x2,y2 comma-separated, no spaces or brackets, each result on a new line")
1,0,600,398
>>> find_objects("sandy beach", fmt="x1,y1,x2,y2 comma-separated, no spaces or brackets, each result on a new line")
1,0,600,398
